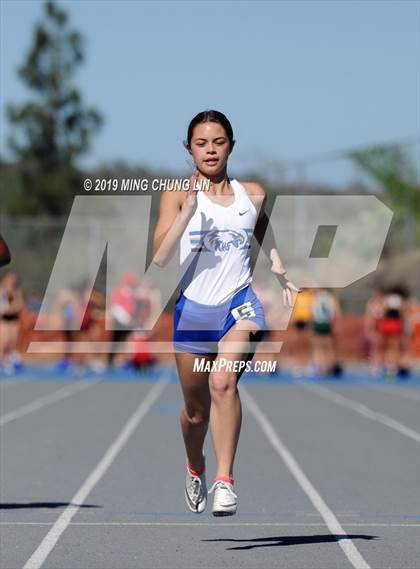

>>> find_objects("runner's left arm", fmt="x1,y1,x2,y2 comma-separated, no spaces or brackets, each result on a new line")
253,193,287,273
251,188,301,307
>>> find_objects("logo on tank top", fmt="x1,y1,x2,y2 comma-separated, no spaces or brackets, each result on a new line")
190,228,252,253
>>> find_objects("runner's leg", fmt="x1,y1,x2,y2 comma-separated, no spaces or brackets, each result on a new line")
175,351,214,472
209,321,261,480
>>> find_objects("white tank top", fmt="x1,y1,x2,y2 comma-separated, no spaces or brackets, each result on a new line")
179,178,258,305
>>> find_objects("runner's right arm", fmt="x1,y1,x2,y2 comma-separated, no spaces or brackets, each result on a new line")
0,233,11,267
152,171,199,267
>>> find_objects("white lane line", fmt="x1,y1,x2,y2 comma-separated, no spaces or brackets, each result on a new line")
299,381,420,443
2,521,419,527
365,383,420,403
241,386,372,569
22,377,169,569
0,380,102,427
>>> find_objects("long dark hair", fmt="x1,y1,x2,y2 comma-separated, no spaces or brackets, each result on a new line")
184,110,235,150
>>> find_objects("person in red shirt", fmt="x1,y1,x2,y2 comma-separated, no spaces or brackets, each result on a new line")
377,285,411,377
363,285,386,374
108,271,140,366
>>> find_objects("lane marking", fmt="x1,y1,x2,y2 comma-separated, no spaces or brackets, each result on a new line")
364,383,420,403
299,381,420,443
241,386,372,569
1,521,419,527
0,380,102,427
23,377,169,569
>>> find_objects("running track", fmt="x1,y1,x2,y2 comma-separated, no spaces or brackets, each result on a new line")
0,365,419,569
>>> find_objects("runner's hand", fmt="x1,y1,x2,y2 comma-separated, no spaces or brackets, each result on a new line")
271,265,301,308
181,170,199,221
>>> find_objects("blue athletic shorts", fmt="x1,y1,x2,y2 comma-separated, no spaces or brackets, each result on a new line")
173,284,266,354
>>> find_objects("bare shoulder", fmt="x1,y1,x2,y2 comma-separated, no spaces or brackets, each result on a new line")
157,182,186,211
153,183,186,241
240,181,266,199
240,181,266,218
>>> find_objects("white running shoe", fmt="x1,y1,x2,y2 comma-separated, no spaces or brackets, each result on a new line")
185,458,207,514
209,480,237,517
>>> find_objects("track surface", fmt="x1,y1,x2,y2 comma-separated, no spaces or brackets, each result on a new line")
0,366,419,569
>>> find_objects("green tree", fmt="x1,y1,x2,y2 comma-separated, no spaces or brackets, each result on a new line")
349,145,419,217
6,0,103,214
349,144,420,245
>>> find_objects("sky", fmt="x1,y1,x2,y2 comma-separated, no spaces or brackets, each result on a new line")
1,0,419,187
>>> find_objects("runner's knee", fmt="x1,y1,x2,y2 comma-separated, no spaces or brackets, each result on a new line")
182,406,209,426
209,371,237,396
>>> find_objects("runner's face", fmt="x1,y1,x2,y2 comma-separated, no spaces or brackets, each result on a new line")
189,122,231,175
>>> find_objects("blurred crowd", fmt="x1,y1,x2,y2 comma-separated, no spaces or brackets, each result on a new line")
284,285,420,377
0,270,161,374
0,267,419,379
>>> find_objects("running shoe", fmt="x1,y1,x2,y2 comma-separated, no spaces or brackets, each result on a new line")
185,457,207,513
209,480,237,516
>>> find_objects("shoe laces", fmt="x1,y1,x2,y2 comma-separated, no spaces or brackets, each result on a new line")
188,474,203,502
208,480,237,499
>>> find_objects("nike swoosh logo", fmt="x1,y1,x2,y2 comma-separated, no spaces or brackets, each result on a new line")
239,210,249,216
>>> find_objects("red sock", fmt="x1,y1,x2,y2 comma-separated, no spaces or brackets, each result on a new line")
214,475,234,485
187,458,205,477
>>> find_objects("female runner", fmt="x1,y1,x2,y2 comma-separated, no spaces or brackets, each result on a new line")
152,110,300,516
